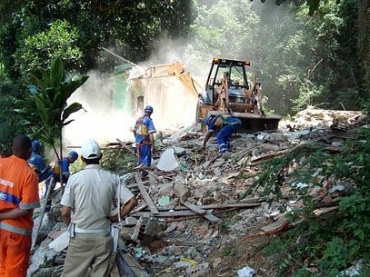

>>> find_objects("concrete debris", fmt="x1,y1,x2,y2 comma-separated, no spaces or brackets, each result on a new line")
28,108,367,277
48,230,69,252
28,246,59,276
32,213,58,246
337,260,364,277
237,266,256,277
156,148,179,172
185,262,210,277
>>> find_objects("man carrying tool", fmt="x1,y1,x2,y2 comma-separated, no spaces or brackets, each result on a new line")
44,150,78,212
28,139,53,182
203,115,242,154
132,105,157,178
0,135,40,277
60,139,137,277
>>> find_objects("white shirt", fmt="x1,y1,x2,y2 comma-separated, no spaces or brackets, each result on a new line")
61,164,134,230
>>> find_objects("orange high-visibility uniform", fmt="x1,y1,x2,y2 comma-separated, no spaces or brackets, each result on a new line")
0,155,39,277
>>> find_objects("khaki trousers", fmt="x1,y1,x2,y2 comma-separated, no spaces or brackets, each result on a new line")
61,232,113,277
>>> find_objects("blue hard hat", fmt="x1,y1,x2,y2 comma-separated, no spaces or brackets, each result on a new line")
32,140,42,152
68,150,79,159
144,105,154,112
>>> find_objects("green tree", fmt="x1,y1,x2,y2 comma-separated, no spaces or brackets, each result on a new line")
0,84,27,154
0,0,194,77
358,0,370,98
14,19,84,82
184,0,260,73
0,0,193,152
15,57,88,185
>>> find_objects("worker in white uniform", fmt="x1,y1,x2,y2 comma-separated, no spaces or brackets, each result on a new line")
60,139,137,277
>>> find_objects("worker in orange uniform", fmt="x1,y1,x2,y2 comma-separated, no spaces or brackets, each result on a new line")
0,135,40,277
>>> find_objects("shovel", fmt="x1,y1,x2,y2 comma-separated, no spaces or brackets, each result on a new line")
31,176,56,251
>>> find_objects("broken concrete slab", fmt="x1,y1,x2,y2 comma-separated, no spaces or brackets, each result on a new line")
157,148,179,172
48,230,69,252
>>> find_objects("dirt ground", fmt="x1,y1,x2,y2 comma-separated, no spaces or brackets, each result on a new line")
204,219,280,277
207,239,270,276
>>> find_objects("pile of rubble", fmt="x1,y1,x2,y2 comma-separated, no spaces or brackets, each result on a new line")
28,107,367,277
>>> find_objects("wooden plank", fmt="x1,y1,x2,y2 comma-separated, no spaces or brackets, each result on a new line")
153,201,261,212
242,218,290,240
121,252,150,277
181,201,207,214
132,210,200,217
116,138,136,155
203,210,221,223
115,251,137,277
131,198,261,219
313,206,338,216
181,201,221,223
134,173,159,215
185,202,260,210
261,218,289,233
133,209,219,221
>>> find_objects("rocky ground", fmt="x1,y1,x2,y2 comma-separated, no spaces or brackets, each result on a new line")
28,107,366,277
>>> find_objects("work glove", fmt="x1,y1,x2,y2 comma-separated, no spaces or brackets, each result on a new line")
50,162,61,175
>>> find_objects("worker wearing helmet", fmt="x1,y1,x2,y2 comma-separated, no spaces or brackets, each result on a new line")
44,150,79,212
60,139,137,277
203,115,242,154
132,105,157,177
28,139,53,182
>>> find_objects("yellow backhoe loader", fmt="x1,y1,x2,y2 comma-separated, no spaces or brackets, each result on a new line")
196,58,282,133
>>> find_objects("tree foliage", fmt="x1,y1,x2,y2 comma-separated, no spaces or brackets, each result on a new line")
183,0,260,73
245,123,370,276
15,57,88,170
0,0,193,147
0,0,367,118
0,84,28,154
0,0,194,79
358,0,370,98
14,19,83,82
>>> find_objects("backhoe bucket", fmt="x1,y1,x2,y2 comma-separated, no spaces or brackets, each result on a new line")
239,114,282,133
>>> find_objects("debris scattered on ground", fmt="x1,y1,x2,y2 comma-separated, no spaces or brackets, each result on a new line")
28,107,367,277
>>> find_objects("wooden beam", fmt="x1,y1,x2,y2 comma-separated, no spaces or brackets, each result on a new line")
132,210,217,218
202,210,221,223
181,201,221,223
121,252,150,277
116,138,136,155
150,201,262,212
134,173,159,215
132,210,201,217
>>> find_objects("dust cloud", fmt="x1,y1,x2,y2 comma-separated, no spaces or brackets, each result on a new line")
63,44,201,148
63,71,135,148
62,0,294,148
63,67,199,149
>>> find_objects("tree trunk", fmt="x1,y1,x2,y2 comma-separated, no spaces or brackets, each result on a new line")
59,129,64,188
358,0,370,98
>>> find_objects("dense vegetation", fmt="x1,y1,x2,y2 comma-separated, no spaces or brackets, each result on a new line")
0,0,369,148
0,1,369,274
246,122,370,276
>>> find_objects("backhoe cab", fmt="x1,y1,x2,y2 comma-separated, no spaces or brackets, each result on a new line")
197,58,281,133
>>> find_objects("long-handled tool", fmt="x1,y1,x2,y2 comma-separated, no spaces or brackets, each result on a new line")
31,176,55,251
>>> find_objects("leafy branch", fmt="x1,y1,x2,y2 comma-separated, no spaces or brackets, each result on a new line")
15,56,88,185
